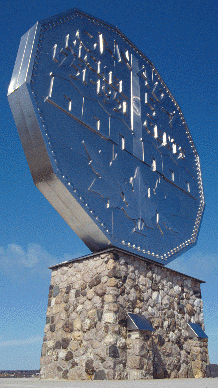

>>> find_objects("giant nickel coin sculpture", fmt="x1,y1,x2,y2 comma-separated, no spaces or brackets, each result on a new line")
8,9,205,264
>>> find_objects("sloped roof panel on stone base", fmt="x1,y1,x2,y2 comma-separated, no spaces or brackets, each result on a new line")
127,313,155,331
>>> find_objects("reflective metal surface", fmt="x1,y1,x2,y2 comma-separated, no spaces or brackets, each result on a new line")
8,8,205,264
127,313,154,331
187,322,208,339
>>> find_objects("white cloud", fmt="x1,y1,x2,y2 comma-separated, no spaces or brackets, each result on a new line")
0,243,57,281
0,243,83,283
6,244,39,268
0,336,42,348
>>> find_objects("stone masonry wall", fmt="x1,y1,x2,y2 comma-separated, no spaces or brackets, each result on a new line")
40,249,209,380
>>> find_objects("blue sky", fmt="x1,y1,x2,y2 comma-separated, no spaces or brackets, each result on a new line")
0,0,217,369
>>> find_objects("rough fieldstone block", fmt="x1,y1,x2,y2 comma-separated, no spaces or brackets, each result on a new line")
41,249,208,381
85,359,95,375
63,294,69,303
53,286,60,297
63,320,74,333
61,338,70,349
65,351,74,361
103,312,116,324
62,370,68,379
41,344,46,357
118,309,127,326
50,324,55,332
75,289,81,298
54,341,61,349
186,304,195,316
95,283,106,296
108,268,122,278
94,369,107,380
97,309,103,322
65,285,71,294
89,275,101,288
71,359,78,368
107,277,118,287
109,345,119,358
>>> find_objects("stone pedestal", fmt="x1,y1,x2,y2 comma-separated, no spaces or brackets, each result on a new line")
40,248,209,380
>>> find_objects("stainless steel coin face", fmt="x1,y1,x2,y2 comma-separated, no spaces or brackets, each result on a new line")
8,9,205,264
